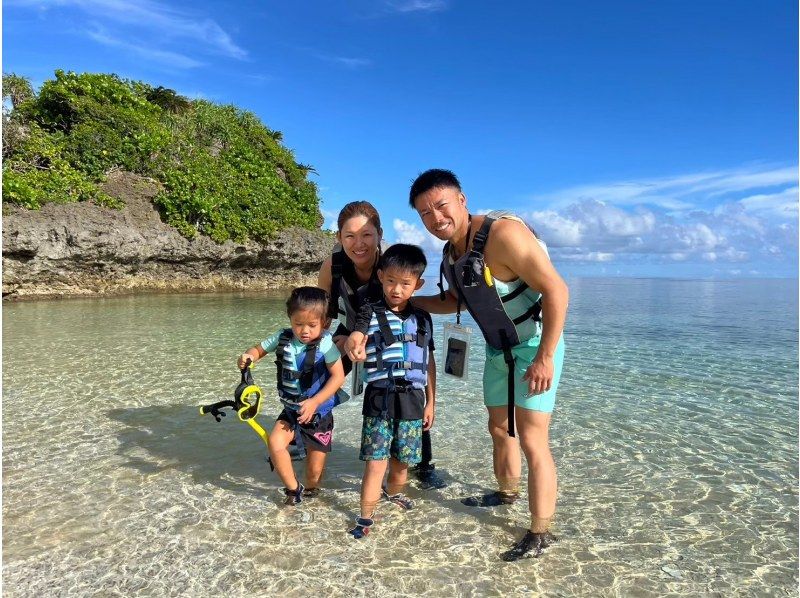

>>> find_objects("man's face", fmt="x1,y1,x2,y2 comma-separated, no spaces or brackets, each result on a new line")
413,185,468,242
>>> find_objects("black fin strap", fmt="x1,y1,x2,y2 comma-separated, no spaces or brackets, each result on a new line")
499,329,516,438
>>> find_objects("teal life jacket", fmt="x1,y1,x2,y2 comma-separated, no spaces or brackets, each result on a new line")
439,210,545,437
363,303,429,390
274,329,343,417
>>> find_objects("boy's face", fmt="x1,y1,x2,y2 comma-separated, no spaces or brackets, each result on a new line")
377,266,424,309
289,308,327,344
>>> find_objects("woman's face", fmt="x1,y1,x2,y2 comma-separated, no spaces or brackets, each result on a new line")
337,215,381,268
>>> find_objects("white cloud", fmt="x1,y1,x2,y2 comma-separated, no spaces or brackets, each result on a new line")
384,0,448,13
508,164,798,266
532,164,798,211
87,28,204,68
316,54,372,69
392,219,445,253
11,0,246,62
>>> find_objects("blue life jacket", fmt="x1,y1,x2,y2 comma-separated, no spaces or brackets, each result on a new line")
363,304,429,389
274,329,342,417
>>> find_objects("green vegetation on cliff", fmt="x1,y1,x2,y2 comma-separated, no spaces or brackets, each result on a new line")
2,71,321,242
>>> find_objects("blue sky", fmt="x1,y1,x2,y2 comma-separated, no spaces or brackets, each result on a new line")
4,0,798,278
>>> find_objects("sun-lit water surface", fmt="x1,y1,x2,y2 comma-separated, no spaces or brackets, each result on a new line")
3,278,798,597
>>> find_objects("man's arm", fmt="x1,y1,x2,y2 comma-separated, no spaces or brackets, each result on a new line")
411,290,459,314
490,219,568,395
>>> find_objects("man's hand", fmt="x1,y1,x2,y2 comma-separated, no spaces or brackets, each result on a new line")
522,355,554,396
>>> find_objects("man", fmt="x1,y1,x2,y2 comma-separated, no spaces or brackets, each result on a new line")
409,169,568,561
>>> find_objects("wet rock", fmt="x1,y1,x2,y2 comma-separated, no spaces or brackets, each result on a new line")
2,171,335,299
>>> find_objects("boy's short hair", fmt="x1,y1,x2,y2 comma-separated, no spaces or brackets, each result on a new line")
379,243,427,279
286,286,329,318
409,168,462,208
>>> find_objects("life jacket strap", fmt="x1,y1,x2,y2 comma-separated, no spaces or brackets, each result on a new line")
499,329,516,438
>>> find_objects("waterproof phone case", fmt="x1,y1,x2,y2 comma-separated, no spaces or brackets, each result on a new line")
351,361,365,398
443,321,473,380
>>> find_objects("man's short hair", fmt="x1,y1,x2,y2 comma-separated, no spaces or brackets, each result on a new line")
379,243,427,278
409,169,462,208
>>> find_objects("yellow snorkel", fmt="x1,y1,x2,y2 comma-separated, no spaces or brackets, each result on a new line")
199,360,269,448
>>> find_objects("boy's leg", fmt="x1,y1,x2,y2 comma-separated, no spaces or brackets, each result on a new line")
349,416,390,538
383,419,422,508
386,457,409,495
268,420,302,493
362,459,389,518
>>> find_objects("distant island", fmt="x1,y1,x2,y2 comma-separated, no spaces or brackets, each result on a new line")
2,71,333,299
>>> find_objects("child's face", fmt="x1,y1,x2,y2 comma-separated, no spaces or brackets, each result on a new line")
289,308,326,344
377,266,424,309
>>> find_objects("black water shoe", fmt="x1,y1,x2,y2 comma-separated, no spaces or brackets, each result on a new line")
500,531,558,561
412,463,447,490
461,491,519,507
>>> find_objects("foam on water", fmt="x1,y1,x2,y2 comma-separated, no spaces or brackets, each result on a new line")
3,279,798,596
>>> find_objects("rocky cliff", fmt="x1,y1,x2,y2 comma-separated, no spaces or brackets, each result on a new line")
2,171,335,299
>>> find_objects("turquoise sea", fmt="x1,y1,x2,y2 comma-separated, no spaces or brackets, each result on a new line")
3,278,798,596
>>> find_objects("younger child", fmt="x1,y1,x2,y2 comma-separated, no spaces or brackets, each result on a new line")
238,286,346,505
344,244,436,538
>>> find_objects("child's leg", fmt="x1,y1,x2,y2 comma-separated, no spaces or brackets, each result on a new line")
386,457,409,495
304,448,327,490
268,420,300,491
361,459,388,518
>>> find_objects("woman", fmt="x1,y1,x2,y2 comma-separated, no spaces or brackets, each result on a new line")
318,201,445,489
317,201,384,365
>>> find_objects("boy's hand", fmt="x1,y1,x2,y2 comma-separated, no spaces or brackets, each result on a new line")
423,402,435,431
237,353,254,370
297,399,319,425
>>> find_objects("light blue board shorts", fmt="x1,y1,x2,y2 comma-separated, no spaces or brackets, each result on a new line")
483,335,565,413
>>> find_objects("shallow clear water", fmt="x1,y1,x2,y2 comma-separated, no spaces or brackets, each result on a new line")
3,278,798,597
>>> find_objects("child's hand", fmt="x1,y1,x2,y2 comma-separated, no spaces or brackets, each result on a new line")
423,403,435,431
297,399,318,425
237,353,253,370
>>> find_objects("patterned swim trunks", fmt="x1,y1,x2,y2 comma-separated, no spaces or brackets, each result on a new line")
359,416,422,464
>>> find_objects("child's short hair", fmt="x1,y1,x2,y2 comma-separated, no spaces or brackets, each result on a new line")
378,243,427,279
286,286,329,318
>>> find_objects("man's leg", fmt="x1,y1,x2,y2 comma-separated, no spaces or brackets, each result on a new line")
516,409,556,528
462,406,521,506
500,408,558,561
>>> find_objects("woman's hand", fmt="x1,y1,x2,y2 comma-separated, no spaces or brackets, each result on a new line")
237,353,254,370
345,333,368,362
